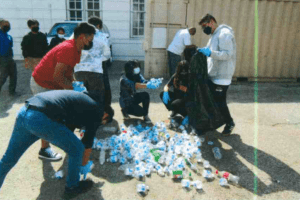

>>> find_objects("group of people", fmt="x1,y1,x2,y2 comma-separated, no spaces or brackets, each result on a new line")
0,13,236,197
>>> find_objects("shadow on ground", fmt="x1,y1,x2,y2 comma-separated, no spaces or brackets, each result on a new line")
200,131,300,196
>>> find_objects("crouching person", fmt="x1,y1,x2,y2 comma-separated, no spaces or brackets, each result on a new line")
119,60,158,124
0,90,104,197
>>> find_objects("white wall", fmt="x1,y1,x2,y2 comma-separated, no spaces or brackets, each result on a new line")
0,0,66,60
102,0,145,61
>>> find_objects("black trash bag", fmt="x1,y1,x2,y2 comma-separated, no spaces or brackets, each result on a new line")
186,52,226,131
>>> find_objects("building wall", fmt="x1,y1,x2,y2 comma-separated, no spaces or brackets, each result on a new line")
1,0,145,61
0,0,66,60
144,0,300,80
102,0,145,61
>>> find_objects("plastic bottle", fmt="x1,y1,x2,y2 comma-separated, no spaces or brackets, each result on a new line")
125,168,134,176
53,170,64,179
203,160,210,168
219,177,229,187
212,147,222,160
99,150,105,165
202,169,214,180
191,180,203,190
215,170,240,184
136,184,149,195
181,179,191,188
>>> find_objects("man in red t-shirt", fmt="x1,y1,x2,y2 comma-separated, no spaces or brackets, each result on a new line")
30,22,96,161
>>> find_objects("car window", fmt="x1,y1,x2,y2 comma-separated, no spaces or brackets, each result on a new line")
100,24,110,37
48,23,78,37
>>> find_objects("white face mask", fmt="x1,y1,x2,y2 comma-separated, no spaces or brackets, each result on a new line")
134,67,140,74
58,34,65,39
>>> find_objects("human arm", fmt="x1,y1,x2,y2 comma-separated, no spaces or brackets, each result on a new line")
135,82,147,89
21,35,30,58
210,32,235,60
102,41,111,61
53,63,73,89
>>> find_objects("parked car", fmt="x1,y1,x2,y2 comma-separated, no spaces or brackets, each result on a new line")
47,21,112,66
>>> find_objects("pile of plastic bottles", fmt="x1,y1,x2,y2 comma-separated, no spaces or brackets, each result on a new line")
92,121,239,195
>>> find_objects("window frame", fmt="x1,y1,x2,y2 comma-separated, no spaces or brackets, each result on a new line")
67,0,102,21
130,0,146,38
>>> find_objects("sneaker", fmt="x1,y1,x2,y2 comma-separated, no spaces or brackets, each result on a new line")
143,115,152,124
121,109,130,120
38,147,62,161
64,179,94,198
168,111,177,119
222,121,235,136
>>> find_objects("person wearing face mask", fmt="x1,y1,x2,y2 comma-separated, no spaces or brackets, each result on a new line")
160,60,191,122
48,27,66,50
21,19,48,71
0,19,17,96
119,60,154,124
167,27,197,77
74,16,113,124
198,14,237,136
29,22,96,162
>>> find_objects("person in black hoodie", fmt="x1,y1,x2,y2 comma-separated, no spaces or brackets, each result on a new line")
48,27,66,50
160,60,190,120
21,19,48,71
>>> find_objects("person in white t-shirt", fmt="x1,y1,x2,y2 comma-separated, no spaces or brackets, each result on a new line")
167,27,196,77
74,16,113,124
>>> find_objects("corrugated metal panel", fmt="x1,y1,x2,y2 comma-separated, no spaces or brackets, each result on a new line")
145,0,300,79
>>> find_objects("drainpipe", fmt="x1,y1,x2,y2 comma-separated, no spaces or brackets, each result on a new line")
166,0,171,77
149,0,155,77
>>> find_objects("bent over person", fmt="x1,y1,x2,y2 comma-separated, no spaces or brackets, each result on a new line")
0,90,103,198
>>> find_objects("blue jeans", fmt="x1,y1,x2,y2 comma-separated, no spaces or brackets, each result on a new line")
0,105,85,189
167,51,182,77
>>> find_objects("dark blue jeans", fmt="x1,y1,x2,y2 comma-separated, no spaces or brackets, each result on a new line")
167,51,181,77
0,105,85,190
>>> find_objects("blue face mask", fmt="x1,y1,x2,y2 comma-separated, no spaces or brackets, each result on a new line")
134,67,140,74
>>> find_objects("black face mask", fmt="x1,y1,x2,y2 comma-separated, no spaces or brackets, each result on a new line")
31,27,39,33
84,41,93,50
203,26,212,35
2,26,10,33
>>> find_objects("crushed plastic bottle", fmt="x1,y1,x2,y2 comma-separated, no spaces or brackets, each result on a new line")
202,170,214,180
99,150,106,165
191,180,203,190
215,170,240,185
136,184,150,195
181,179,191,188
219,177,229,187
203,160,211,168
212,147,222,160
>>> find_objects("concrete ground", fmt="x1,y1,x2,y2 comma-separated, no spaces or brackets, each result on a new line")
0,60,300,200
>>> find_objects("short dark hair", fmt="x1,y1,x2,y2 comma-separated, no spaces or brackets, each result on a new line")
27,19,39,28
88,16,103,29
199,14,217,25
56,27,65,33
74,22,96,39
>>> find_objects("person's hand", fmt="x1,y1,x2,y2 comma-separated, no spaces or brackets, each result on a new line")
162,91,170,104
182,116,189,126
198,47,211,57
80,161,94,180
146,82,157,89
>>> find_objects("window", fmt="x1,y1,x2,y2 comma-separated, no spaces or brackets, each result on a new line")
131,0,145,37
67,0,100,21
87,0,100,18
68,0,83,21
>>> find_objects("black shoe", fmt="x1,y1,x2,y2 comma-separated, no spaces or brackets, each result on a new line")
222,121,235,136
64,180,94,199
38,147,62,161
168,111,177,119
121,109,130,120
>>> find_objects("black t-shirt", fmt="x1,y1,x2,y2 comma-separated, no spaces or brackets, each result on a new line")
26,90,103,148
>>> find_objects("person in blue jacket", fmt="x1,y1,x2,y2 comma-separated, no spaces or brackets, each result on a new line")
0,19,17,96
119,60,158,124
